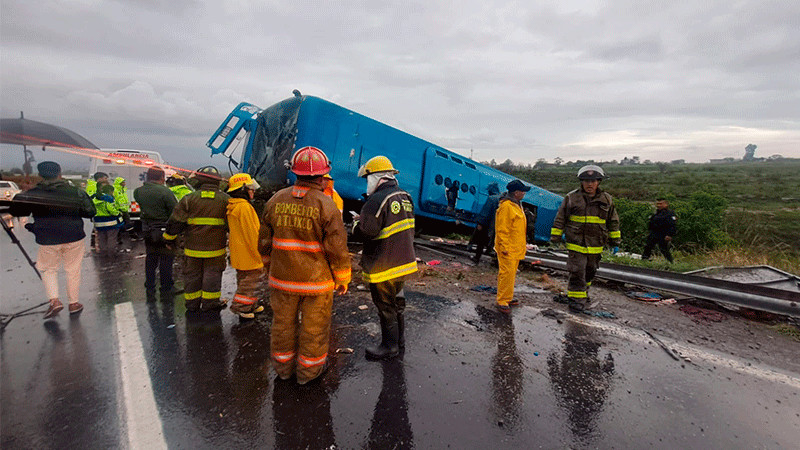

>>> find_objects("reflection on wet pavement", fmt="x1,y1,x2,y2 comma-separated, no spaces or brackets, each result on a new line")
547,321,615,446
368,358,413,449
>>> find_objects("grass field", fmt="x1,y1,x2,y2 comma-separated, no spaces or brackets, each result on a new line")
503,159,800,274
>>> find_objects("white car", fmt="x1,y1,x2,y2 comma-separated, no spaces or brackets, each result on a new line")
0,180,21,200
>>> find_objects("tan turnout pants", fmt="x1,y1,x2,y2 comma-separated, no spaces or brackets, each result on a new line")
270,290,333,384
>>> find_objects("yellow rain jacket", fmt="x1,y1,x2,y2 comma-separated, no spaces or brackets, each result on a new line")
227,198,263,271
494,195,528,260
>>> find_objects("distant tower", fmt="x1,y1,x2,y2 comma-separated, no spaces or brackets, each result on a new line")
743,144,757,161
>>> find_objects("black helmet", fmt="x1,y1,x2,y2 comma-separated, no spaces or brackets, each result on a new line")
577,165,605,180
193,165,221,185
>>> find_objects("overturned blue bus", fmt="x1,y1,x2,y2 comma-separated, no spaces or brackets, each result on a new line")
206,93,563,242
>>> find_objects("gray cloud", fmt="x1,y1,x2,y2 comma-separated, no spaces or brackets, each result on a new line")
2,0,799,171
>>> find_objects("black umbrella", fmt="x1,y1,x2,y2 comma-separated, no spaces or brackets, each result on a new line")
0,112,98,149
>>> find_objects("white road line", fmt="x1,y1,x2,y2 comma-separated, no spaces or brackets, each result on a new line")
115,302,168,450
524,305,800,389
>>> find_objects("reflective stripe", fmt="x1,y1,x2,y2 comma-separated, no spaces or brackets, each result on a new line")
273,351,295,363
551,228,563,236
565,242,604,254
184,248,227,258
185,291,202,300
202,291,221,299
609,230,621,239
362,261,418,283
273,238,322,252
568,290,588,299
187,217,225,225
94,218,121,228
233,294,256,305
333,268,351,282
376,218,415,240
297,353,327,368
269,276,335,294
291,186,310,197
201,191,215,198
569,215,606,224
163,232,177,241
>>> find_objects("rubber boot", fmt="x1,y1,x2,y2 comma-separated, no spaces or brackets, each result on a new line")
397,313,405,349
366,317,400,360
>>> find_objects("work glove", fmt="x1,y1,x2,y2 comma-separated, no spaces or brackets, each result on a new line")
612,246,619,255
335,284,348,295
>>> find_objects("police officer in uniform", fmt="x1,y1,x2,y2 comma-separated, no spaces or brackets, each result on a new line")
642,197,677,263
134,166,178,299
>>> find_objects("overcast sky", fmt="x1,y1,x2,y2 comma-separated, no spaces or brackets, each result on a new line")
2,0,799,171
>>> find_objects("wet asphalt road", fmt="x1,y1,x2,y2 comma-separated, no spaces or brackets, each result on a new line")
2,220,800,449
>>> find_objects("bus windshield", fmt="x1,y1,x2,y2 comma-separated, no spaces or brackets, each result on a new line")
248,96,303,188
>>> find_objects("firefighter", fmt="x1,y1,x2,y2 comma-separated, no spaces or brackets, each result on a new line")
163,166,230,312
227,173,267,320
322,173,344,213
166,173,194,201
356,155,417,360
259,147,351,384
494,179,531,314
550,165,620,312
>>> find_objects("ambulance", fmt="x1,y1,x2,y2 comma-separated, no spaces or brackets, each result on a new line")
88,149,167,221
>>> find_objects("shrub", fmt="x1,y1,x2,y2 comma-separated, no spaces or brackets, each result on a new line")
615,198,651,253
615,191,732,254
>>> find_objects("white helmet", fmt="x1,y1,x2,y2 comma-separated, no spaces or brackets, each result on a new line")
578,165,605,180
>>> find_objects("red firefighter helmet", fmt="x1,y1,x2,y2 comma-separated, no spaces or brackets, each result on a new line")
290,146,331,176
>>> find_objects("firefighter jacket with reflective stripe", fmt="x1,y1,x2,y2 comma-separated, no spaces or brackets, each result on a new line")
227,198,263,271
164,184,230,258
494,194,527,260
93,193,123,230
357,180,418,283
259,179,351,294
551,187,620,254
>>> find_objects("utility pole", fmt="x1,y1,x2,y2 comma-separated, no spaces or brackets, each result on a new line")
470,148,473,159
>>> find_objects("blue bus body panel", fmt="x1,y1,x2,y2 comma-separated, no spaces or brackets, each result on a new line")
209,95,563,242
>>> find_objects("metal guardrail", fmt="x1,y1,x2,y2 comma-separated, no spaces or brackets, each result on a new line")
530,251,800,318
413,239,800,318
